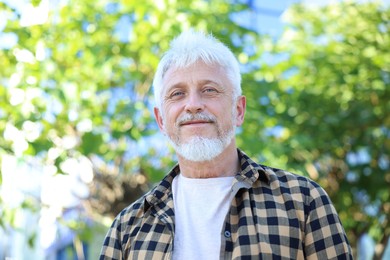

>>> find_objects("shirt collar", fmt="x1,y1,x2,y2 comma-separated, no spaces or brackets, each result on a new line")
236,149,270,185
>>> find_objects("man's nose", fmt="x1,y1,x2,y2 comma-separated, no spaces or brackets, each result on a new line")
184,92,204,113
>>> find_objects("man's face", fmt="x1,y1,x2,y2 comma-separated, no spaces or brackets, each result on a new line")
154,61,245,161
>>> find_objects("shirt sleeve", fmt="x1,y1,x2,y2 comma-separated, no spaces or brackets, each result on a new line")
99,216,123,260
304,181,353,259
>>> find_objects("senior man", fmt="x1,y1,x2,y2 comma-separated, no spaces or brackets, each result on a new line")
100,30,352,260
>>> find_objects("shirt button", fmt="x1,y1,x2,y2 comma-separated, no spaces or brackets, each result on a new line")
224,231,231,238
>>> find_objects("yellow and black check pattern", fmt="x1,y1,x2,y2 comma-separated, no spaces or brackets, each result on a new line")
100,149,352,259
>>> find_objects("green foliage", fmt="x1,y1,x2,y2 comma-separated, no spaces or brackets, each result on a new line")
241,1,390,256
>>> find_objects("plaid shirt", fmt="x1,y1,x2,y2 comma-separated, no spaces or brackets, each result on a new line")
100,149,352,259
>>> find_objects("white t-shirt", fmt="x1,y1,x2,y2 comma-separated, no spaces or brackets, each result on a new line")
172,174,234,260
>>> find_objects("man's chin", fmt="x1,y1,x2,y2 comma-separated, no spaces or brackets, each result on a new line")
171,138,229,162
179,133,216,143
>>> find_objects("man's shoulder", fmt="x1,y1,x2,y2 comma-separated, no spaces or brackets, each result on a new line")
263,165,311,183
111,167,178,228
257,164,330,203
263,164,320,187
238,149,323,190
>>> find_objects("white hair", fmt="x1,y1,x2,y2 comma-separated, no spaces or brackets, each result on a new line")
152,30,242,110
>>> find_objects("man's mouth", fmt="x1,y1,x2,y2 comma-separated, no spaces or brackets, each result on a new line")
180,120,212,126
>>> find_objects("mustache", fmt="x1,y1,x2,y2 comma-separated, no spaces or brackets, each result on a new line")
176,113,216,126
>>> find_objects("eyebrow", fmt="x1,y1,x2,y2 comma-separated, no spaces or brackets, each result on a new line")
198,79,221,87
166,79,222,91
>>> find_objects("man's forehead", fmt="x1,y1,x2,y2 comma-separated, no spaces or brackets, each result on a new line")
164,60,225,76
162,63,227,88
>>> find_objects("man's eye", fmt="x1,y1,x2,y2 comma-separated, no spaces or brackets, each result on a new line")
204,88,217,93
171,91,184,97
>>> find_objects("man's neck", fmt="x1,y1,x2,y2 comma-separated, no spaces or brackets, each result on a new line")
177,142,240,178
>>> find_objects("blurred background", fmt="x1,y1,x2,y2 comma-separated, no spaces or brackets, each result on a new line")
0,0,389,259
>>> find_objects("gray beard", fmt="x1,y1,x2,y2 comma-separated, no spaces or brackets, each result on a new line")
167,127,235,162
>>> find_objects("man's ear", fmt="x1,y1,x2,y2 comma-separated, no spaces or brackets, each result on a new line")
235,95,246,127
154,107,165,132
